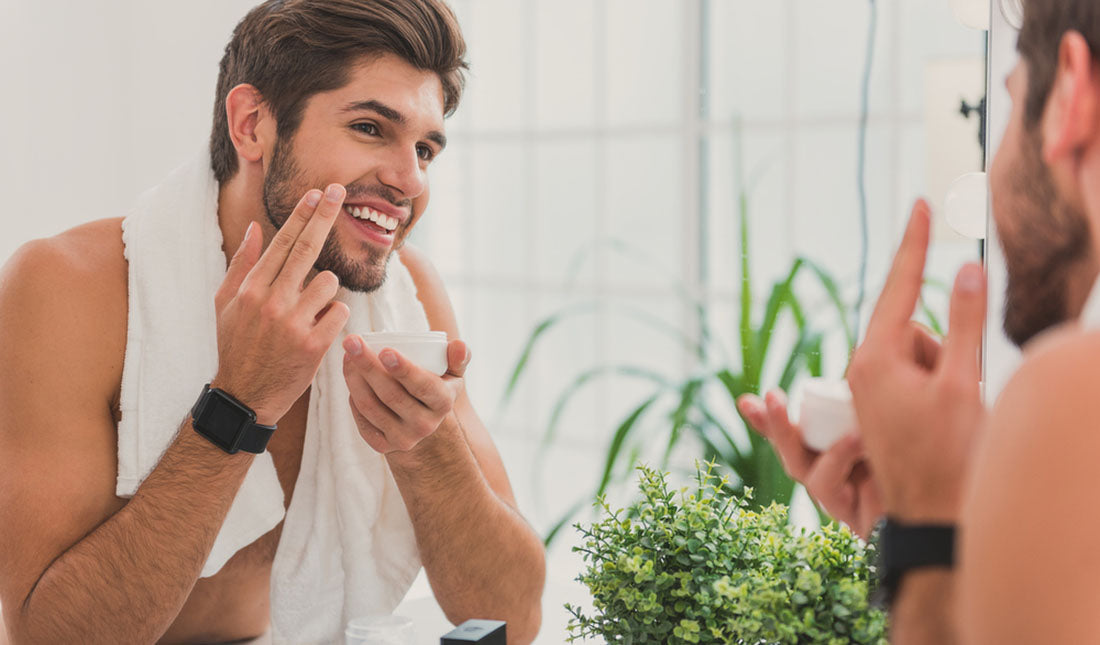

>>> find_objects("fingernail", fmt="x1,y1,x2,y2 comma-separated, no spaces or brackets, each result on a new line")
305,189,322,207
343,335,362,356
242,221,255,245
463,348,471,365
325,184,345,203
380,350,398,370
958,264,983,293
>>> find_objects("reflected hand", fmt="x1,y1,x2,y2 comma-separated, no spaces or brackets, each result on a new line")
847,200,987,524
738,390,882,539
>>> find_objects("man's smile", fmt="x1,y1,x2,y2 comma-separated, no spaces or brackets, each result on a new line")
344,204,399,232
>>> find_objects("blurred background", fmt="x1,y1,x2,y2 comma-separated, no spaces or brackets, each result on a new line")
0,0,988,641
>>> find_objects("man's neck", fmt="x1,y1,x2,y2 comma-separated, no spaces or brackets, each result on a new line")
216,171,268,267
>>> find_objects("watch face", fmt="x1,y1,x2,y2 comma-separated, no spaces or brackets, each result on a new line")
194,389,253,453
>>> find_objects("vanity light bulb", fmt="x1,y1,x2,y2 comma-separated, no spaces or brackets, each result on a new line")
998,0,1023,30
949,0,990,31
944,171,988,240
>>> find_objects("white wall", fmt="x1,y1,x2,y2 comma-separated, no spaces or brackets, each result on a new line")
0,0,256,262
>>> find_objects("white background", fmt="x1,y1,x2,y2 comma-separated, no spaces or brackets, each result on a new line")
0,1,987,642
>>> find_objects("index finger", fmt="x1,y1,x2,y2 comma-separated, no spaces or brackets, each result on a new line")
273,183,346,290
865,200,932,343
247,188,324,286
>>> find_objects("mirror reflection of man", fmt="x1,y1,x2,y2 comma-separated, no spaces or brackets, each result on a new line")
0,2,545,643
739,0,1100,642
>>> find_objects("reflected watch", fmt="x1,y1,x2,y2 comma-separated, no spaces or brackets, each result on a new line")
874,518,956,608
190,383,276,454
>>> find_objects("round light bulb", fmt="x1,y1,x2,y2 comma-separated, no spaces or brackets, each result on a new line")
949,0,990,31
944,171,988,240
999,0,1023,29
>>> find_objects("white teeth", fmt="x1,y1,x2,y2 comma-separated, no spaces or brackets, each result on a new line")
347,206,398,232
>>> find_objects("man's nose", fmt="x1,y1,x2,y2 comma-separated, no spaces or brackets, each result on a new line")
377,145,426,199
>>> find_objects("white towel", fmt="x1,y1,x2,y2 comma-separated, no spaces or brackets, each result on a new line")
118,151,423,643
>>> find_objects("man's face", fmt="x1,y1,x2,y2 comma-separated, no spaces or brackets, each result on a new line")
262,53,447,292
989,61,1093,347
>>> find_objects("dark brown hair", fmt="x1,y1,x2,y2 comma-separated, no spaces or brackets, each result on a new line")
1018,0,1100,128
210,0,467,184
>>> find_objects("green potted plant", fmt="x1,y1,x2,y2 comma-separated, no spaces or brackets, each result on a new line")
566,464,888,644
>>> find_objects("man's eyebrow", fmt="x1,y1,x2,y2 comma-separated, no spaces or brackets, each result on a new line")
342,99,406,123
342,99,447,150
426,131,447,150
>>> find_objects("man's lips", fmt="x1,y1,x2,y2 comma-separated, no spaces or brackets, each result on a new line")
341,206,400,247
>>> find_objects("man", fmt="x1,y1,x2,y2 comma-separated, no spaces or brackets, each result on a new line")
739,0,1100,642
0,1,545,643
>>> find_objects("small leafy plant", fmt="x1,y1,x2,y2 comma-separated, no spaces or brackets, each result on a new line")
567,464,888,644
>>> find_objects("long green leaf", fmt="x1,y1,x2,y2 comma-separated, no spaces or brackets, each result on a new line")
756,258,805,364
778,329,825,391
663,379,704,465
596,393,663,497
543,500,589,546
540,365,670,449
802,257,856,350
715,368,749,402
693,400,747,466
501,303,598,404
501,301,703,408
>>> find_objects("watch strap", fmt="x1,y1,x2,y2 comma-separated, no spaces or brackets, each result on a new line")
874,518,955,608
234,419,276,453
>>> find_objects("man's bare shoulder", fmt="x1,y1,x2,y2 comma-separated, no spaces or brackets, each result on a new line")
397,243,459,336
0,218,129,416
982,325,1100,453
959,328,1100,642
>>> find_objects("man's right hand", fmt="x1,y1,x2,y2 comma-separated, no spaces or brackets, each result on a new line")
211,184,351,425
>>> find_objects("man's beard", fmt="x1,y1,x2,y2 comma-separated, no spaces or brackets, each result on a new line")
262,138,395,293
999,128,1093,347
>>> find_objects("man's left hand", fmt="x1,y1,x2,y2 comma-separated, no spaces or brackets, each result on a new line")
342,335,471,454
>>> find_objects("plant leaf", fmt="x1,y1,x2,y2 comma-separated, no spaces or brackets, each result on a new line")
500,303,598,405
596,393,663,497
802,257,856,350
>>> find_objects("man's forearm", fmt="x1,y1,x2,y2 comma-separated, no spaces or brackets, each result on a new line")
890,570,957,645
16,422,253,644
388,418,545,644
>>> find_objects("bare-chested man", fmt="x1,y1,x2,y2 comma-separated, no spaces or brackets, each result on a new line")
738,0,1100,642
0,1,545,643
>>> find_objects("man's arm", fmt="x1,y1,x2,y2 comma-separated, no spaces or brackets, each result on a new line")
1,185,351,643
0,236,255,644
843,202,987,644
342,245,545,644
959,330,1100,644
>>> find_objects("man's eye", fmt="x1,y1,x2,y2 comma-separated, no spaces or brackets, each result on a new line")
352,123,379,136
417,145,435,162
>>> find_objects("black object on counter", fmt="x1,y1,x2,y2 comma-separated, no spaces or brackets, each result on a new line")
441,619,506,644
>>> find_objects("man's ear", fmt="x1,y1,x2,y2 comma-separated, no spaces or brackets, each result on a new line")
1041,31,1100,165
225,84,276,167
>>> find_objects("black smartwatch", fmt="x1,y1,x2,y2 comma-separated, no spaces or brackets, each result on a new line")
873,518,956,608
190,383,276,454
